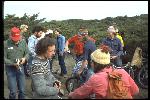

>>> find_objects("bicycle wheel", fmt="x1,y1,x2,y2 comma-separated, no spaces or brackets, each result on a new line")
137,63,148,89
65,77,80,93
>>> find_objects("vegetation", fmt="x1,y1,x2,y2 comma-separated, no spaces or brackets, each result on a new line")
4,13,148,61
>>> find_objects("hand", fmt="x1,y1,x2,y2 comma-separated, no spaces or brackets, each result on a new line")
14,59,20,69
64,46,69,52
77,70,82,76
14,63,20,69
53,83,60,92
54,80,61,89
59,52,64,56
68,92,73,99
20,58,26,64
110,56,117,59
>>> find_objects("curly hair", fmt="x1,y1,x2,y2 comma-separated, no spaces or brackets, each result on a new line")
35,37,56,55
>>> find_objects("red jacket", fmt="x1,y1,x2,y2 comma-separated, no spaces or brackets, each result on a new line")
68,35,96,55
69,66,139,99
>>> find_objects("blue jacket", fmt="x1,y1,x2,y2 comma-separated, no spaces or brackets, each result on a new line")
83,40,97,66
56,34,66,54
102,37,123,57
28,35,39,57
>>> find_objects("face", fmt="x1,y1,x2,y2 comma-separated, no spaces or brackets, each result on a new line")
36,31,43,38
45,45,56,59
23,26,28,32
13,40,20,44
54,30,59,35
107,32,115,38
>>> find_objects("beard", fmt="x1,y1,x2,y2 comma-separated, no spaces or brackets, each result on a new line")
35,33,41,38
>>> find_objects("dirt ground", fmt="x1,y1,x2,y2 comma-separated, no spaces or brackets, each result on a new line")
4,55,148,99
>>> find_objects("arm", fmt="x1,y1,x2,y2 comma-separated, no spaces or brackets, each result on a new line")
4,41,15,65
20,40,29,64
116,39,123,57
64,35,76,52
28,37,37,57
68,77,93,99
78,44,89,74
31,74,59,96
59,36,66,54
4,50,14,65
69,74,108,99
31,64,59,96
24,40,29,60
129,75,139,96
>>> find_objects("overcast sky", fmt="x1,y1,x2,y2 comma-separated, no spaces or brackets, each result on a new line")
3,1,148,21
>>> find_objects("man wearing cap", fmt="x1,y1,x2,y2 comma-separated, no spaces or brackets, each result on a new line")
101,26,123,67
68,45,139,99
4,27,29,99
64,27,96,62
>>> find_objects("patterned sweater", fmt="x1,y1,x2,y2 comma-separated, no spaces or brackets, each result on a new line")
30,56,59,98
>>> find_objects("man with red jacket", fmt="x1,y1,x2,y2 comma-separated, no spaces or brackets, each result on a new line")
64,27,95,61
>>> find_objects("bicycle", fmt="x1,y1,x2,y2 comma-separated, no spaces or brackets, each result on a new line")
65,56,88,93
112,62,134,79
137,57,148,89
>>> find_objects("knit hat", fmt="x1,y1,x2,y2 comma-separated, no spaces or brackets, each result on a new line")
10,27,21,41
91,45,110,65
107,26,116,33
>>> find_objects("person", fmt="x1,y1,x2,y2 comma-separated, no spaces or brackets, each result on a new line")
115,27,124,48
20,24,29,42
30,37,62,99
45,29,53,38
64,27,95,62
4,27,29,99
44,29,56,71
68,45,139,99
101,26,123,67
20,24,29,77
54,28,67,77
77,31,96,82
27,25,44,73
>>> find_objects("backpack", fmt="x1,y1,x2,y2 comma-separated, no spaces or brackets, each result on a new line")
106,69,129,99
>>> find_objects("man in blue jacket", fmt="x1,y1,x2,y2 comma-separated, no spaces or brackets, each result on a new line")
101,26,123,67
54,28,67,78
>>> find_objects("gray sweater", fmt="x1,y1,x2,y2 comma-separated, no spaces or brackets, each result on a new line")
30,56,59,98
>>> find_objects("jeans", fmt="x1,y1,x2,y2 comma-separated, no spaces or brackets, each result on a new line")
58,54,67,75
27,55,34,73
5,65,26,99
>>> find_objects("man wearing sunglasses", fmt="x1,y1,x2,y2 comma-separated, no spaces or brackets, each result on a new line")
64,27,95,62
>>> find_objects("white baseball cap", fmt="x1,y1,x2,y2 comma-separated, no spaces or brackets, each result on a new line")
45,29,53,35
